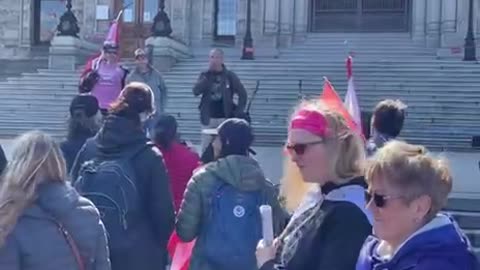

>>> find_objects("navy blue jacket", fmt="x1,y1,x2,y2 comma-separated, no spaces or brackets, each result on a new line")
356,214,479,270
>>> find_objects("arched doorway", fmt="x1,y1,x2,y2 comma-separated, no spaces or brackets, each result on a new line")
214,0,237,44
310,0,410,32
114,0,159,57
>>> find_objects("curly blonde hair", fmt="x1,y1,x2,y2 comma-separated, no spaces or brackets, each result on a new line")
0,131,67,246
366,140,452,221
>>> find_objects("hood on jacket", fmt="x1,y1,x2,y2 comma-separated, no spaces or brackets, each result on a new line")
95,114,148,158
24,182,87,219
323,177,372,224
357,213,478,270
202,155,267,191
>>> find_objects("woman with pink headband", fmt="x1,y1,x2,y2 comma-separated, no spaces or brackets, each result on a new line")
256,100,371,270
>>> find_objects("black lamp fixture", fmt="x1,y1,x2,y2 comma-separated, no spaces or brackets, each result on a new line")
56,0,80,37
464,0,476,61
241,0,254,60
151,0,173,37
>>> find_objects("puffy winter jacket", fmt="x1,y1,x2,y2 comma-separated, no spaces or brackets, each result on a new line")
0,182,110,270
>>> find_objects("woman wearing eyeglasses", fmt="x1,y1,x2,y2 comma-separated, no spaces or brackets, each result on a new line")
356,141,479,270
256,100,371,270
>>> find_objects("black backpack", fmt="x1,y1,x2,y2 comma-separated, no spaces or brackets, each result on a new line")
74,145,148,251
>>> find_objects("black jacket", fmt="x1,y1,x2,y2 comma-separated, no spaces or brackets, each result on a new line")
260,200,371,270
0,144,6,175
71,114,175,270
61,132,95,174
192,66,247,125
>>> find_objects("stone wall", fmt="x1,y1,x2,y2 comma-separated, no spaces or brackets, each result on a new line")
0,0,21,46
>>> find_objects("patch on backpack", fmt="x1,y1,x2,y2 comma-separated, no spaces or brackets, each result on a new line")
233,205,245,218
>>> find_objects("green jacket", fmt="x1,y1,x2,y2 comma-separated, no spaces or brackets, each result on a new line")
176,155,287,270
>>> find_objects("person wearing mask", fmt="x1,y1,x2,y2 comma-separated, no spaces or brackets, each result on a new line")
367,99,407,156
357,140,479,270
71,82,175,270
193,48,248,152
81,42,129,116
61,94,101,173
153,114,200,211
0,131,110,270
176,118,286,270
256,100,371,270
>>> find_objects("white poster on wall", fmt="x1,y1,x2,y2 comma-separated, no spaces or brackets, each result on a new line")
124,9,134,22
144,12,151,22
96,5,109,20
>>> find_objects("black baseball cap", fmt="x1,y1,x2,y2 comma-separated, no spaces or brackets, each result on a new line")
202,118,256,155
69,95,99,118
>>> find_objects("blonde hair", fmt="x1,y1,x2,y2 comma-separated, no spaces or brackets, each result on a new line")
292,100,366,180
0,131,67,246
365,140,452,220
279,158,316,213
281,99,366,211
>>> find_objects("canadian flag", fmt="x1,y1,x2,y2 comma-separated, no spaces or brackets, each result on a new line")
344,56,362,132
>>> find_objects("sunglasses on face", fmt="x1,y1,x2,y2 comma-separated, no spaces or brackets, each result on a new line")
365,190,402,208
285,141,323,155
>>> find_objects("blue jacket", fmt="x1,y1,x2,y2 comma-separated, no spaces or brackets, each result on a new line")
356,214,479,270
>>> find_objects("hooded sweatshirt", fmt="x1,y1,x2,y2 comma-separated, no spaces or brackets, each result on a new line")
356,214,479,270
0,182,110,270
70,114,175,270
176,155,287,270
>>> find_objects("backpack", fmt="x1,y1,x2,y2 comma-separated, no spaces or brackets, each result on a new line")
201,179,265,270
74,145,147,251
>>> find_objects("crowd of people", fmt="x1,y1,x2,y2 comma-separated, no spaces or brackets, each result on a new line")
0,43,477,270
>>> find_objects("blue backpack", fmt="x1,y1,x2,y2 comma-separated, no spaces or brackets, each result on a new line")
201,180,265,270
74,145,147,252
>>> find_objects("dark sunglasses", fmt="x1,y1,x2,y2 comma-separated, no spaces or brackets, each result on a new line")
285,141,323,155
365,190,402,208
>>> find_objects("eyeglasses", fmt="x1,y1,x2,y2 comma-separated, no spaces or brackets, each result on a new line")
285,141,324,155
365,190,403,208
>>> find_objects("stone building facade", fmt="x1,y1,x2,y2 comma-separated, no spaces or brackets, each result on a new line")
0,0,478,58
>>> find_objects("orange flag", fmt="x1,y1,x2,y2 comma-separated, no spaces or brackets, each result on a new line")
321,77,363,136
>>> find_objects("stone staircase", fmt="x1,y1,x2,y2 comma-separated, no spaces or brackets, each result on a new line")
0,33,478,256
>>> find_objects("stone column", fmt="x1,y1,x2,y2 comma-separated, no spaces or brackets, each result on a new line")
171,0,192,44
426,0,441,48
411,0,426,43
263,0,279,35
201,0,215,42
278,0,294,47
293,0,308,42
441,0,458,47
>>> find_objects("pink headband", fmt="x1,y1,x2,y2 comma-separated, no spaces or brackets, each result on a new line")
290,109,329,137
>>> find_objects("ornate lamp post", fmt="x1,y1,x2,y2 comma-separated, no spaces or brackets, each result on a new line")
151,0,173,37
241,0,254,60
464,0,476,61
56,0,80,37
